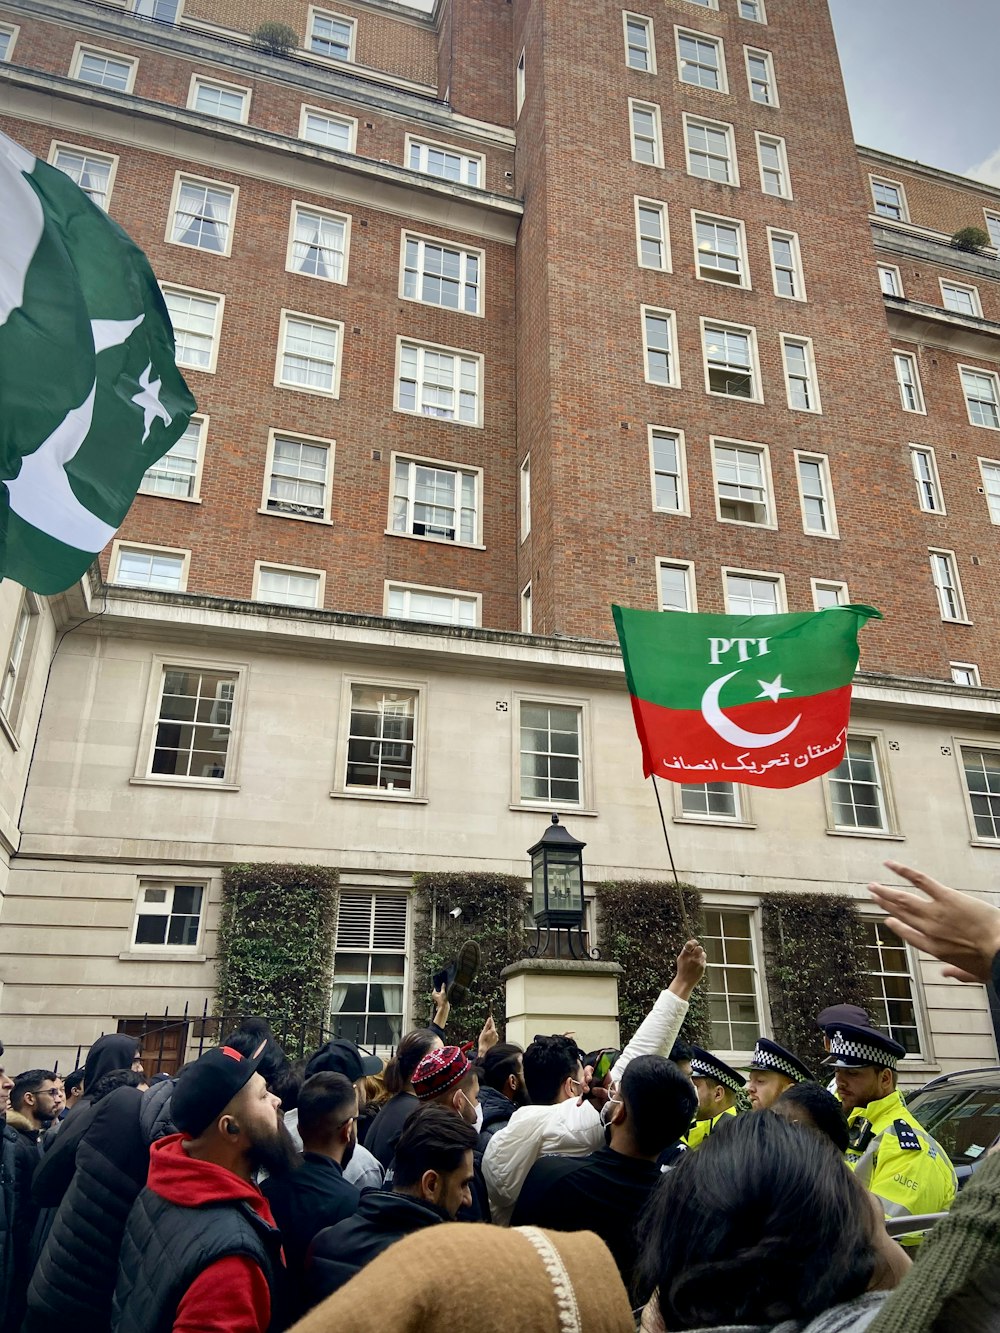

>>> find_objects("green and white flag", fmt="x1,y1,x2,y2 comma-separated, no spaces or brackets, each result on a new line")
0,129,196,594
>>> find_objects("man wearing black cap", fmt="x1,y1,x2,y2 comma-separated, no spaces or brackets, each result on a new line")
111,1043,295,1333
685,1047,745,1148
285,1038,384,1190
745,1037,814,1111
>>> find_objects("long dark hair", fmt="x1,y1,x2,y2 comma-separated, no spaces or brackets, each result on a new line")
636,1112,876,1328
383,1029,439,1096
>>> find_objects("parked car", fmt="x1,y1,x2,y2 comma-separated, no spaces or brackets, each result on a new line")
906,1065,1000,1186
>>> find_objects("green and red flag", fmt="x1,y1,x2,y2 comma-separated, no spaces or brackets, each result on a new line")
612,603,882,789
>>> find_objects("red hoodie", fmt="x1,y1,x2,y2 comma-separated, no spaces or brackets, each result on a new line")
146,1133,281,1333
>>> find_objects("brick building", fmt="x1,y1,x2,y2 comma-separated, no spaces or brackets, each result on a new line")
2,0,1000,1077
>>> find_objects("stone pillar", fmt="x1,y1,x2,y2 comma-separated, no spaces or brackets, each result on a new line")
501,958,623,1051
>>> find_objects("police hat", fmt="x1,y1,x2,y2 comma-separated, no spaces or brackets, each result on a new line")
747,1037,813,1084
689,1046,746,1095
816,1003,871,1032
826,1023,906,1071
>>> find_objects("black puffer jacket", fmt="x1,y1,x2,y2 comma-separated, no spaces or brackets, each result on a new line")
1,1123,18,1324
476,1085,517,1151
307,1191,448,1305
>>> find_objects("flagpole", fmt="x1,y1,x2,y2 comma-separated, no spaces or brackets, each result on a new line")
650,776,694,938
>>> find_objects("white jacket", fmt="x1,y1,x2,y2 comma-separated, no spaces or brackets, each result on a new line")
483,987,689,1224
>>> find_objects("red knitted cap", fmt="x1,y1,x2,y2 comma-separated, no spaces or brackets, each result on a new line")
412,1045,471,1100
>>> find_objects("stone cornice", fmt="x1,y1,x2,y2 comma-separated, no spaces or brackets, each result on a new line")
883,294,1000,361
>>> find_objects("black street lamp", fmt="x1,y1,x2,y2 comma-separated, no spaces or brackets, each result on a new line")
526,814,597,959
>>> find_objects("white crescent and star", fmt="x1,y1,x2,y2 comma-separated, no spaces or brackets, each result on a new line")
701,669,801,749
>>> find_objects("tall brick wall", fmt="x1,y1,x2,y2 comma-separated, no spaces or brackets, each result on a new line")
859,151,1000,237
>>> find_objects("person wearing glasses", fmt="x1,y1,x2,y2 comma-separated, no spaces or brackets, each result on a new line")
7,1069,64,1326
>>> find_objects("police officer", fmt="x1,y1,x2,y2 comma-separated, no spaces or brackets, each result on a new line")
745,1037,814,1110
828,1022,956,1244
684,1047,744,1148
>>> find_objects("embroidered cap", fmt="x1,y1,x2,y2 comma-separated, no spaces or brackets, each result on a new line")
413,1045,472,1101
689,1046,746,1095
826,1023,906,1070
747,1037,814,1084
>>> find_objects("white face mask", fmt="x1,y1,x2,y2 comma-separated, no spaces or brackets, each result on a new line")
600,1096,622,1128
473,1101,484,1133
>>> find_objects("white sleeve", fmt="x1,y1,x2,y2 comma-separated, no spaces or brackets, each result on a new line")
609,988,689,1086
482,1100,603,1226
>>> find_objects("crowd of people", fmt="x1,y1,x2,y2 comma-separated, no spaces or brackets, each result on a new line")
2,860,1000,1331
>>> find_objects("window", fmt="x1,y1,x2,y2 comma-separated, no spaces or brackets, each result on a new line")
1,594,36,724
978,458,1000,523
702,909,761,1054
961,747,1000,839
162,286,224,373
346,685,417,793
951,663,981,686
629,100,663,167
894,351,924,414
724,570,783,614
658,560,695,612
863,920,922,1055
0,24,19,60
519,701,583,805
649,427,687,513
703,322,759,399
50,144,117,210
287,204,350,283
168,175,236,256
385,583,479,628
407,138,482,188
713,439,772,526
331,892,408,1048
188,76,249,123
812,580,848,610
132,0,180,19
769,228,804,299
642,307,679,387
985,211,1000,250
402,234,481,314
930,548,967,622
148,666,239,782
396,340,482,425
521,584,532,632
828,736,888,831
300,106,356,152
520,455,531,539
309,9,354,60
140,415,205,500
263,432,333,521
677,30,726,91
782,337,820,413
745,47,776,104
796,452,836,535
878,264,902,297
390,456,479,544
910,446,944,514
635,198,670,270
686,0,718,8
254,563,324,609
694,213,747,286
132,882,204,949
870,177,907,221
71,45,137,92
739,0,765,20
277,311,343,397
624,13,655,72
516,48,525,114
941,280,981,317
961,367,1000,428
682,784,740,819
755,132,789,197
112,543,188,591
685,115,737,184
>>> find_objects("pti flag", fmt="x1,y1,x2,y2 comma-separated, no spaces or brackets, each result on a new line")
0,130,196,595
612,603,882,789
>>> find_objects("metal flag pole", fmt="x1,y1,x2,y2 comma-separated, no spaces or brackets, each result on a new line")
650,774,694,939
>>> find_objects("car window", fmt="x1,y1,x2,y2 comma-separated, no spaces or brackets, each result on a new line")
909,1088,1000,1165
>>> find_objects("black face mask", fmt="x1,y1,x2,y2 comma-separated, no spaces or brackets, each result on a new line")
248,1119,300,1178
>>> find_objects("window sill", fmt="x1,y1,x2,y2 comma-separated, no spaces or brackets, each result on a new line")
942,618,974,627
384,530,486,551
138,491,202,505
0,710,19,751
969,838,1000,850
330,790,428,804
673,816,757,829
167,238,234,260
803,528,839,539
393,407,483,430
398,293,484,319
257,507,333,526
274,381,341,400
119,950,208,963
130,777,240,792
509,804,599,817
825,828,905,841
715,516,777,531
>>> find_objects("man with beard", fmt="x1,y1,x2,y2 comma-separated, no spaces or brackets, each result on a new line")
110,1043,296,1333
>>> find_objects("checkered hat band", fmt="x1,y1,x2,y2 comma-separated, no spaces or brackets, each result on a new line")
829,1033,898,1069
751,1046,809,1082
690,1058,744,1094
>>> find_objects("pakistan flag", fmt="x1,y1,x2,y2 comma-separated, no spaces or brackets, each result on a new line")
0,130,196,594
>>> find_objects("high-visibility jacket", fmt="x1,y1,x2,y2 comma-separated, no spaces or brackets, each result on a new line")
684,1105,738,1150
846,1089,956,1245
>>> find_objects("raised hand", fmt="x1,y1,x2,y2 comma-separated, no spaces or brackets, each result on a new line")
868,861,1000,984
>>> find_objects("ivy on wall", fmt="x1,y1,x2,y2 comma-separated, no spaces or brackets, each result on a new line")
595,879,708,1047
411,872,526,1045
216,863,339,1047
761,892,878,1072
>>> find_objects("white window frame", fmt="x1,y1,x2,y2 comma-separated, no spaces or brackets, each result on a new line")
674,783,751,827
701,319,762,402
684,114,739,185
399,230,484,316
744,45,777,105
951,662,981,686
977,456,1000,524
870,175,908,222
768,227,805,301
739,0,766,22
860,914,929,1060
957,742,1000,844
878,264,903,297
394,338,484,427
387,451,483,547
794,450,837,537
940,278,982,318
330,890,410,1049
275,309,344,398
623,12,656,73
520,455,531,540
696,903,766,1062
333,675,427,802
129,879,207,956
253,561,326,610
648,425,689,515
70,43,138,93
161,283,225,375
286,201,352,285
260,429,335,525
675,26,728,93
893,350,925,414
0,591,39,737
781,334,821,413
110,541,190,592
985,210,1000,251
629,98,664,168
960,365,1000,430
131,0,183,20
909,445,945,515
692,210,749,288
0,23,20,60
383,581,481,629
133,657,247,790
307,6,356,62
823,731,897,837
520,583,532,632
405,135,484,189
48,141,120,212
299,104,358,153
929,547,969,623
165,172,238,258
755,131,791,198
656,558,697,612
641,306,680,388
187,73,250,123
712,436,775,529
513,693,591,813
139,412,207,503
811,579,849,610
516,48,526,115
722,567,787,614
685,0,719,10
634,197,671,271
